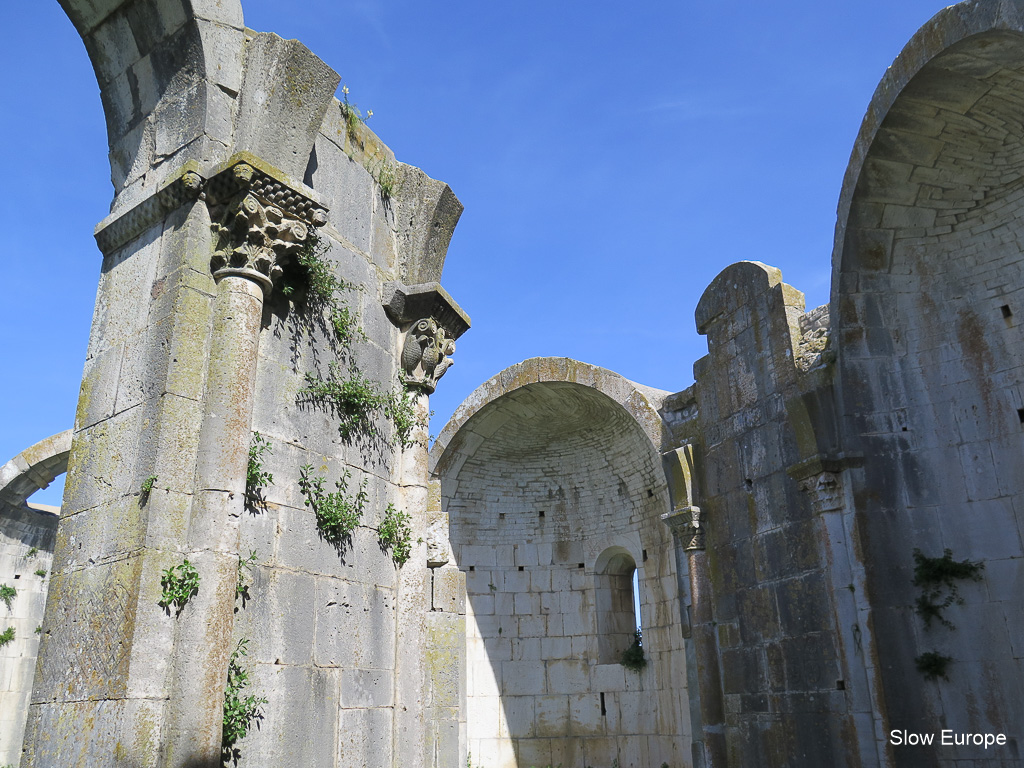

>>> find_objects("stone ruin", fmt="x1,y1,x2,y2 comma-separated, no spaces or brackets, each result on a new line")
2,1,1024,767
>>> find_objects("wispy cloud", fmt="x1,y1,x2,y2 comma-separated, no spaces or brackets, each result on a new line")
637,97,760,122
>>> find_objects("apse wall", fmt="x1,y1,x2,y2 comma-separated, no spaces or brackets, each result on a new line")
433,359,689,768
835,20,1024,763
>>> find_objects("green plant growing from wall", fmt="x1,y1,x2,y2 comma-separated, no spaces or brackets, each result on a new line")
301,364,385,441
34,569,46,578
246,432,274,509
913,548,984,629
236,551,258,599
385,377,425,448
378,504,414,565
339,84,373,144
298,465,367,545
25,547,38,558
140,474,157,505
915,651,952,681
373,158,397,202
279,228,364,350
620,629,647,672
911,547,984,683
302,366,426,448
285,226,427,450
0,627,14,647
159,559,200,614
0,585,16,611
222,638,267,761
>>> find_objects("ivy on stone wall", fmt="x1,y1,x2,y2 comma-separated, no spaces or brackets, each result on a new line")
911,547,984,682
285,225,421,566
222,638,267,763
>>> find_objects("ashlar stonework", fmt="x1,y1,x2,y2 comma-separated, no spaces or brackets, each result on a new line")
2,1,1024,767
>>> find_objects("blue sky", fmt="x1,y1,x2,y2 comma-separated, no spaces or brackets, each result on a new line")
3,1,948,504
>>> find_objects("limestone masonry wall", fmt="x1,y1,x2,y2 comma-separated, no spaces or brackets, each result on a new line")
7,1,1024,767
433,361,689,768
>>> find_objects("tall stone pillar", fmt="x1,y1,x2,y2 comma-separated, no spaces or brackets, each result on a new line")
26,4,466,764
663,505,727,768
160,158,329,766
23,157,328,768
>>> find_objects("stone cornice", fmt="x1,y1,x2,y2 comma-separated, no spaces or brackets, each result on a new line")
202,153,328,226
662,505,706,551
382,281,471,341
94,164,204,255
93,154,330,296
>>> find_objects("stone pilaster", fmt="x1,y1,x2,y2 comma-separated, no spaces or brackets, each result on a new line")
23,155,329,768
661,445,726,768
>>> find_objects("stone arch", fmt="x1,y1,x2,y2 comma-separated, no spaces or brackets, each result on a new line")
58,0,246,205
0,429,72,508
832,0,1024,748
430,357,690,768
431,356,670,464
0,430,70,767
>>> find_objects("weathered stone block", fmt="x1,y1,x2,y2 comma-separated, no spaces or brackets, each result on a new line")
432,565,465,613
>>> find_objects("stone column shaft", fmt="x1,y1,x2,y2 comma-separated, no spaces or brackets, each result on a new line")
160,275,264,767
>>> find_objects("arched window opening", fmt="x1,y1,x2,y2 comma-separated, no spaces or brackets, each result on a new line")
633,568,642,631
595,547,640,664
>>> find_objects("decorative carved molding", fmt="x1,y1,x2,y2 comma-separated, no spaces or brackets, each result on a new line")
204,157,329,226
94,167,204,255
400,318,456,394
798,471,844,515
206,158,329,294
786,452,861,515
383,281,470,394
92,155,330,298
662,505,706,551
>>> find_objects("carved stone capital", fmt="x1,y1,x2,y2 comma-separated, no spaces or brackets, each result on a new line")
383,281,471,394
662,505,706,551
787,452,861,515
798,471,845,515
400,318,457,394
205,156,329,294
